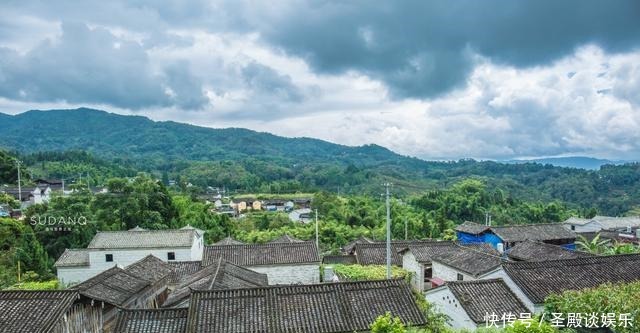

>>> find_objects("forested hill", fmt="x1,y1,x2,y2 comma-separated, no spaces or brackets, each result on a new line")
1,108,640,215
0,108,418,168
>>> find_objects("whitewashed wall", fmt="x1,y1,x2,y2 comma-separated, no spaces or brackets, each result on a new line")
402,251,424,291
425,287,477,330
563,221,602,233
432,261,477,281
249,263,320,285
483,270,539,313
59,245,203,285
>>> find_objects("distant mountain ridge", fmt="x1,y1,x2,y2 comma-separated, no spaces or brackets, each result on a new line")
506,157,631,170
0,108,420,167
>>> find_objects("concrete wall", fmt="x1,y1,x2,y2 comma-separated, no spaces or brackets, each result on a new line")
425,287,477,330
402,251,424,291
57,265,113,287
563,221,602,233
432,261,478,282
249,263,320,285
59,244,202,286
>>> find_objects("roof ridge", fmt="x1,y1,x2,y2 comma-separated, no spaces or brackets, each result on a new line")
190,277,406,294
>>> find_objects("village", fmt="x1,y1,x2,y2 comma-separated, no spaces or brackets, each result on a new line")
2,176,640,332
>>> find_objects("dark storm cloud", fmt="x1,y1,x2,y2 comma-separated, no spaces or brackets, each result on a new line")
241,61,304,103
0,21,209,110
251,0,640,98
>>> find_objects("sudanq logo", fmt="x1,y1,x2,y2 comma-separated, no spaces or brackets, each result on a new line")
29,215,88,226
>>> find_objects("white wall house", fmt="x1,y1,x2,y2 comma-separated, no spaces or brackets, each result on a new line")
55,226,204,286
203,241,321,285
400,242,502,292
425,279,530,331
563,216,640,233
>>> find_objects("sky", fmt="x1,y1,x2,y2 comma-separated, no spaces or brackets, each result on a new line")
0,1,639,160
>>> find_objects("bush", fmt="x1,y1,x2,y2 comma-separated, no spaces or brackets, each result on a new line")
370,312,407,333
7,279,59,290
331,264,411,281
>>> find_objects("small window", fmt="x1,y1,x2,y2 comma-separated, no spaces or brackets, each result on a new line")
571,225,576,231
457,273,464,281
167,252,176,261
105,254,113,262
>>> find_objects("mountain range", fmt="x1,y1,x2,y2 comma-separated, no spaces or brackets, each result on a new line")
1,108,640,215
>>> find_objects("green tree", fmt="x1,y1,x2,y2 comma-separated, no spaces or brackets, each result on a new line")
370,312,406,333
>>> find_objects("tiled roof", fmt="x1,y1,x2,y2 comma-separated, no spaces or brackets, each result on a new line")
163,258,268,308
445,279,529,324
355,240,443,266
87,229,199,249
431,246,503,277
455,221,491,235
186,279,426,333
114,308,188,333
322,255,357,265
212,237,244,246
268,234,305,243
124,255,174,284
502,254,640,304
399,241,497,264
72,266,150,306
54,248,90,267
168,261,203,284
203,242,320,266
491,223,576,242
506,241,594,262
341,236,374,254
564,216,640,229
0,290,79,333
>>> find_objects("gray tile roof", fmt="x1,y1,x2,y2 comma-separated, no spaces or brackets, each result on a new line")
564,216,640,229
506,241,594,262
399,241,497,264
322,255,358,265
268,234,305,243
185,279,426,333
0,290,79,333
431,246,503,277
124,255,174,284
163,258,268,308
491,223,576,243
54,248,90,267
445,279,529,324
341,236,374,254
212,237,244,246
87,229,200,249
455,221,491,235
72,266,150,306
114,308,188,333
354,240,439,266
168,261,203,284
502,253,640,304
203,242,320,266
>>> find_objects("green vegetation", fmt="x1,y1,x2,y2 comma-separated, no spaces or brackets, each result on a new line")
2,109,640,215
370,312,407,333
576,234,640,255
6,280,59,290
332,264,410,281
545,282,640,333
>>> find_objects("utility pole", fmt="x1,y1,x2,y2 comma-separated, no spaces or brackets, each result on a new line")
384,182,392,279
315,209,319,250
16,160,22,203
404,217,408,240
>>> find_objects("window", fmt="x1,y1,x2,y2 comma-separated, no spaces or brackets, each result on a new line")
571,225,576,231
423,266,433,282
457,273,464,281
167,252,176,261
105,254,113,262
